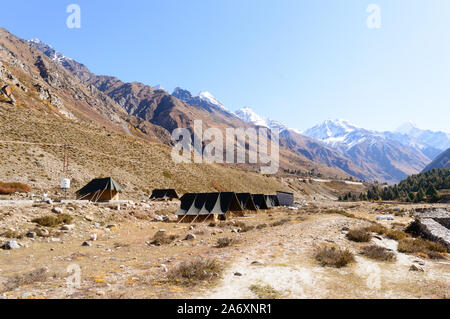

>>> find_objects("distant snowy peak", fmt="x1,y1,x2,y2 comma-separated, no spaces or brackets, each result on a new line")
198,91,225,109
28,38,72,64
305,119,364,141
396,121,420,135
234,107,298,133
304,119,379,150
152,84,167,92
235,107,268,127
172,88,235,116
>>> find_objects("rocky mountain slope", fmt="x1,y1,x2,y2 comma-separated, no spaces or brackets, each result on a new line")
26,33,358,180
422,148,450,173
304,119,432,184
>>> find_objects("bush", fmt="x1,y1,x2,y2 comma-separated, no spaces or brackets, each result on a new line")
315,246,355,268
398,238,447,256
234,221,255,233
346,228,372,242
256,223,268,230
150,230,178,245
32,214,73,227
2,268,48,292
168,258,222,285
216,237,236,248
270,218,290,227
249,284,281,299
0,182,31,195
364,224,407,241
361,245,397,261
1,229,22,239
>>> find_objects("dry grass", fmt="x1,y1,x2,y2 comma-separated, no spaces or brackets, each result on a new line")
32,214,73,227
215,237,236,248
1,229,23,239
360,245,397,261
398,238,447,257
1,268,49,292
364,224,407,241
167,258,222,286
0,181,31,195
149,231,178,246
249,284,282,299
315,246,355,268
346,228,372,242
270,218,291,227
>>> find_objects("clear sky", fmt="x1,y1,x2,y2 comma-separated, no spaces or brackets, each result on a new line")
2,0,449,132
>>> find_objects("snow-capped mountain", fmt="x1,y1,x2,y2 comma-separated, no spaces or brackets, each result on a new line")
234,107,302,133
304,119,432,184
28,39,72,64
152,84,167,92
385,122,450,159
234,107,269,127
172,87,236,117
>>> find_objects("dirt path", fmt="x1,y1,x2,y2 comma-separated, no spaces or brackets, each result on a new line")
196,215,450,299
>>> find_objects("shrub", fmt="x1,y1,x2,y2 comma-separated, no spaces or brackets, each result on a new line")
0,182,31,195
216,237,236,248
315,246,355,268
1,229,22,239
270,218,290,227
167,258,222,285
32,214,73,227
346,228,372,242
385,229,407,241
150,231,178,245
249,284,281,299
361,245,396,261
162,171,173,179
2,268,48,292
398,238,447,256
234,221,254,233
256,223,268,230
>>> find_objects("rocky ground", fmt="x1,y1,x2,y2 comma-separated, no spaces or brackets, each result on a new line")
0,200,449,299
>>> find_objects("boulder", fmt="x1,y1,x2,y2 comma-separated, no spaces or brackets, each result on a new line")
52,207,63,214
184,234,196,241
4,240,20,250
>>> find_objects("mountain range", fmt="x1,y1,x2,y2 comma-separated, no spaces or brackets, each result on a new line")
2,27,448,184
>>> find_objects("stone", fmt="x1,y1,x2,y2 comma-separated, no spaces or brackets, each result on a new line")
85,215,94,222
52,207,63,214
82,241,91,247
160,264,168,272
61,224,75,231
234,272,243,276
26,232,37,239
4,240,20,250
409,265,424,272
38,228,49,237
185,234,196,241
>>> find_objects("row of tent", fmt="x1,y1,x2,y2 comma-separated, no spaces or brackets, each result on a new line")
175,191,294,222
74,178,295,215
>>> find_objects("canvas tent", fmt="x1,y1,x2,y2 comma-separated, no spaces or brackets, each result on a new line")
149,189,179,201
252,194,269,210
265,195,281,208
176,192,244,222
276,191,294,207
236,193,258,211
76,178,124,202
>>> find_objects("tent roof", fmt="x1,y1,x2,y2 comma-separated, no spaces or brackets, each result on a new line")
176,193,243,216
150,189,179,200
252,194,269,210
76,178,124,195
236,193,258,211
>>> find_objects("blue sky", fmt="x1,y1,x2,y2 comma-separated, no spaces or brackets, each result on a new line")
2,0,450,132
